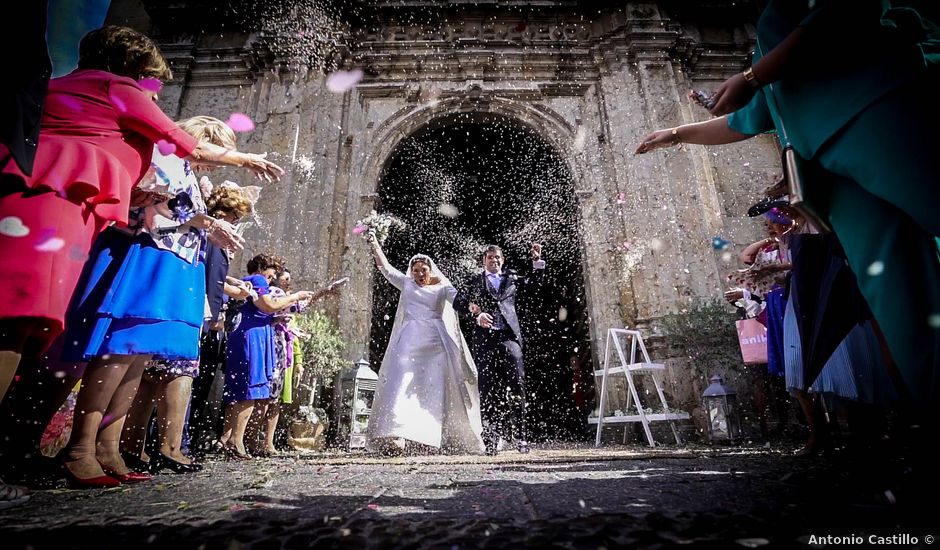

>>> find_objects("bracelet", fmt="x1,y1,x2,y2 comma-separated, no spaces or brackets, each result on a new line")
742,67,762,89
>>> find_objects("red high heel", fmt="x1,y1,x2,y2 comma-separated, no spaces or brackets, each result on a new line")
98,461,152,484
62,464,121,489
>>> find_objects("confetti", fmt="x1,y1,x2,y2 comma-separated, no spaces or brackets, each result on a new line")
352,225,367,235
326,69,364,93
0,216,29,237
156,140,177,156
437,203,459,218
615,192,626,204
68,245,89,263
558,306,568,321
866,261,885,276
35,237,66,252
712,236,730,251
226,113,256,132
572,127,588,151
138,77,162,93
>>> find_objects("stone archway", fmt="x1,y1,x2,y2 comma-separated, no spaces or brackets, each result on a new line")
363,109,596,440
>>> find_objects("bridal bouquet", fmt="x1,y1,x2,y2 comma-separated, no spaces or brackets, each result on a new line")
353,210,407,245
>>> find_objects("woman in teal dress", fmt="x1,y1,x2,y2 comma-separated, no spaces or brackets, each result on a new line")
635,0,939,410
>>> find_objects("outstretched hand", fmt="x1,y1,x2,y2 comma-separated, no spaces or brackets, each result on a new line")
634,129,678,154
242,152,284,183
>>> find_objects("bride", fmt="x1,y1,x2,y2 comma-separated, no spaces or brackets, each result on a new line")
365,232,484,454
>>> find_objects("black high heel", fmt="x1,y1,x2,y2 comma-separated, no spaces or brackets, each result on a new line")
120,451,151,473
148,452,203,474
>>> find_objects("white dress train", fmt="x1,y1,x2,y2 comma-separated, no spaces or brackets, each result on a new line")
365,256,485,454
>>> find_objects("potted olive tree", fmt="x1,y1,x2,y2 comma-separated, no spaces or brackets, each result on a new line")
287,309,347,452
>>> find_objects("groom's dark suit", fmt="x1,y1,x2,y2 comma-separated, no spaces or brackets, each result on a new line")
455,265,544,452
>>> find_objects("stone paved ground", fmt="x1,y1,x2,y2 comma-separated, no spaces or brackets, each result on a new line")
1,443,936,549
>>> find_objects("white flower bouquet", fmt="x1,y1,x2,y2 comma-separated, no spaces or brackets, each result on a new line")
353,210,407,245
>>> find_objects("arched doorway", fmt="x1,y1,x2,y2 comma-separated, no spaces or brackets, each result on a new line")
368,112,594,441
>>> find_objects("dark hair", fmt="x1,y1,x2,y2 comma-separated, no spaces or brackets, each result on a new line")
409,255,432,269
78,25,172,81
246,253,284,275
481,244,503,261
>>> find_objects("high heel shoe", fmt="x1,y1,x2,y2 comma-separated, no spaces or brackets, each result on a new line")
98,461,152,484
61,463,121,489
120,451,151,473
219,444,251,461
149,452,204,474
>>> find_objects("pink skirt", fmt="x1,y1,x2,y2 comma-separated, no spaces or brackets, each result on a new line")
0,189,107,353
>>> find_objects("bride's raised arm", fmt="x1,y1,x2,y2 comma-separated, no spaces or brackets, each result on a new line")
367,232,408,290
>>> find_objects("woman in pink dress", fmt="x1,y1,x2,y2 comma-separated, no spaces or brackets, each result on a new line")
0,26,283,487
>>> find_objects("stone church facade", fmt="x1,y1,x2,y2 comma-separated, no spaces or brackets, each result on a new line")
107,0,782,417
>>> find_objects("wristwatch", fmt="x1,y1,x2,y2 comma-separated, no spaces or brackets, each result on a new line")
670,127,680,145
742,67,762,89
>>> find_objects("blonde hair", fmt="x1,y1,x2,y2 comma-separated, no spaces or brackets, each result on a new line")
78,26,171,81
177,116,237,149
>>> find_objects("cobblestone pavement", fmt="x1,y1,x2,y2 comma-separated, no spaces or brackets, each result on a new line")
1,443,935,549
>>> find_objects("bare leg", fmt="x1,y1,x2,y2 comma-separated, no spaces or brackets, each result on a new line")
61,355,136,479
95,355,150,476
219,400,254,456
262,399,280,455
0,350,21,402
794,390,829,455
156,375,194,463
120,371,159,462
245,400,268,455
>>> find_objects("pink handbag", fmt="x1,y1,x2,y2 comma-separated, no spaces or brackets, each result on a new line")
736,318,768,365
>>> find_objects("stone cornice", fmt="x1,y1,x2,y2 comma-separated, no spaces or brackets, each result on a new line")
149,2,755,88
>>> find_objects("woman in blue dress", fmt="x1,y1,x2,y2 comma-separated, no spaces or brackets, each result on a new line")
215,254,334,459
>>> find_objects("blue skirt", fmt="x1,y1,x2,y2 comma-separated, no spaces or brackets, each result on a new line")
63,228,205,361
222,312,276,404
765,287,786,377
783,298,895,405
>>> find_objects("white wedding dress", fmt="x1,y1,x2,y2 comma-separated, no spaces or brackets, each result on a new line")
366,255,485,454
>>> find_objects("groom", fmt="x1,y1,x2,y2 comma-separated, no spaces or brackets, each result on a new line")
455,243,544,455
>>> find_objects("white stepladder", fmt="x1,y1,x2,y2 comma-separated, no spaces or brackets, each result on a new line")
588,328,689,447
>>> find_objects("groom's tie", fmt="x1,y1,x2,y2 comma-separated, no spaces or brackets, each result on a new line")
485,273,507,330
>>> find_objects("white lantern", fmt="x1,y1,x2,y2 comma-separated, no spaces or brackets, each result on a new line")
333,357,378,450
702,374,741,443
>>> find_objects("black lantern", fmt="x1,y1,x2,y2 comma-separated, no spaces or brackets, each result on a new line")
702,374,741,443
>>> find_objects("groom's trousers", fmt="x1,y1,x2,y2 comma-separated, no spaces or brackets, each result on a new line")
475,328,527,447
